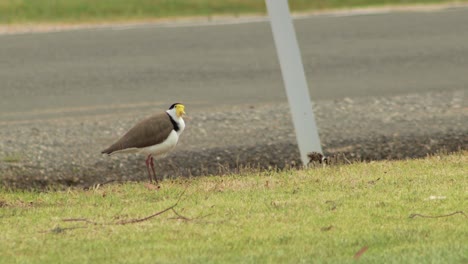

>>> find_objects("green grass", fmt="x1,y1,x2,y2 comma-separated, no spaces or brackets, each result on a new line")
2,153,22,163
0,152,467,263
0,0,467,24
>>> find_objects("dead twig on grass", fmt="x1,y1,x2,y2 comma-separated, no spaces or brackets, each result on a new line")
409,211,466,219
170,208,192,221
116,204,178,225
367,178,380,185
62,218,103,225
61,186,191,226
354,246,368,260
168,208,215,222
39,226,87,234
320,225,333,232
116,186,189,225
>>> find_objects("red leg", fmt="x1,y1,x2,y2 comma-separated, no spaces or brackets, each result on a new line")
145,155,153,183
150,156,159,185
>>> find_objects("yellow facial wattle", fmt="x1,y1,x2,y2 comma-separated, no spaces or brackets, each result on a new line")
175,104,186,117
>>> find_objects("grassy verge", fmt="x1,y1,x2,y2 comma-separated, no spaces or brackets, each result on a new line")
1,152,466,263
1,0,467,24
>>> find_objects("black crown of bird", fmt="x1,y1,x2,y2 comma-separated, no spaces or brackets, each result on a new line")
102,103,186,185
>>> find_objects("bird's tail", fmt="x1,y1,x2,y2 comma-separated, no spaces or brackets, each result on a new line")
101,147,114,155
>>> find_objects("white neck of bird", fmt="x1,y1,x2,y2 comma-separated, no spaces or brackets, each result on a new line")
166,108,181,120
166,108,185,134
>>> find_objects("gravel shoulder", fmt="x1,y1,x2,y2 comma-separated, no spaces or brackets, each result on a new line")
1,90,467,189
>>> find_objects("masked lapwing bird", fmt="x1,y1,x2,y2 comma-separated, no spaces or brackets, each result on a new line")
101,103,186,185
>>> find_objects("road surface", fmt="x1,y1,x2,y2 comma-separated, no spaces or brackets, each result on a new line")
1,6,467,119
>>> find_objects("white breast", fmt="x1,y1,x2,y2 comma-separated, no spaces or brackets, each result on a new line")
139,130,179,156
177,117,186,135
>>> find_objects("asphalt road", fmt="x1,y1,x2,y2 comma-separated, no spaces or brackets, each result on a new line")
1,6,467,119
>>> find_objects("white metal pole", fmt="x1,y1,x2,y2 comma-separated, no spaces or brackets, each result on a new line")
265,0,322,166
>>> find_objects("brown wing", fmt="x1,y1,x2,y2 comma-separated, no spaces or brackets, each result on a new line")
101,113,174,154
